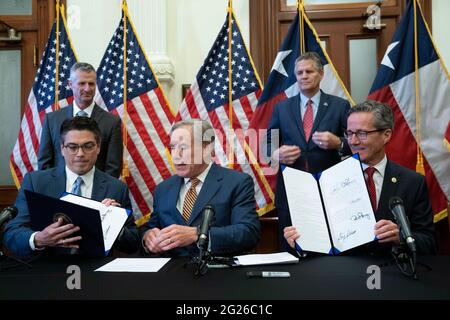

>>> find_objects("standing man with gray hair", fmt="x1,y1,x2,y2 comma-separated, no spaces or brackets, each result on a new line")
267,52,351,250
38,62,123,178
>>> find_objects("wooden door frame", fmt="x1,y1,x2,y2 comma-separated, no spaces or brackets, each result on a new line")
250,0,432,83
0,0,64,209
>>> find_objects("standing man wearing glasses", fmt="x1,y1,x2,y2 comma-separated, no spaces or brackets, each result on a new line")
266,52,351,250
4,117,139,258
38,62,123,178
284,100,436,255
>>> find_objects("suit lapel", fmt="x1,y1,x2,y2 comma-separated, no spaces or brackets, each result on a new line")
91,170,107,201
52,167,67,197
288,95,307,146
187,164,222,224
91,104,103,122
311,91,329,136
65,105,74,119
377,160,400,220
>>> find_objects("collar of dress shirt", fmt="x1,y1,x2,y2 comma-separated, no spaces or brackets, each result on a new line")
65,165,96,193
183,162,213,188
300,90,321,110
73,101,95,117
361,154,387,179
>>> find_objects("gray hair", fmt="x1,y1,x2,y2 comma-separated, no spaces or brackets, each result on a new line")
170,119,215,145
295,52,324,71
70,62,96,81
348,100,394,131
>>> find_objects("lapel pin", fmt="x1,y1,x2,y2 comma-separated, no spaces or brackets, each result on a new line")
391,177,397,183
324,102,328,106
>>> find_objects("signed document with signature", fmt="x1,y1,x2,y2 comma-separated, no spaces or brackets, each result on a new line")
60,194,130,255
282,154,376,254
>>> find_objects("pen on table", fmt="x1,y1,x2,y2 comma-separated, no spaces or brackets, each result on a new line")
246,271,290,278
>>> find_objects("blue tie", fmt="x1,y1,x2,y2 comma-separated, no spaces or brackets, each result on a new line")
76,110,88,117
71,176,83,196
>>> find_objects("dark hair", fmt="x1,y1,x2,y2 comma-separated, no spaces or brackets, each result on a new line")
295,52,324,71
348,100,394,131
70,62,96,81
60,116,102,144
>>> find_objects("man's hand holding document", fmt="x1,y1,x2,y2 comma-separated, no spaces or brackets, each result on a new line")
282,154,376,254
60,194,130,255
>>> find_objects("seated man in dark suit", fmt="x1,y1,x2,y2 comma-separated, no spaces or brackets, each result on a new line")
141,119,260,257
284,100,436,255
4,117,139,258
38,62,123,178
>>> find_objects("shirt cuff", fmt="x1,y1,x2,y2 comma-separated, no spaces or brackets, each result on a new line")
29,232,45,251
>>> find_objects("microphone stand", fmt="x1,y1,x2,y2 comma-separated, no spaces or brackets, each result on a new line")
390,244,418,280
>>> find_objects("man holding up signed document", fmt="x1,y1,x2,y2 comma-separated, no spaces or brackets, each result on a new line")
4,117,139,258
284,101,436,255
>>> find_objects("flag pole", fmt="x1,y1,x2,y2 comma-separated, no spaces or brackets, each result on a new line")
227,0,235,168
122,0,129,178
54,0,60,110
413,0,425,175
298,0,305,54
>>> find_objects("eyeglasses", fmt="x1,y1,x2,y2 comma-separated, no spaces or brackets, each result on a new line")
344,129,386,140
63,142,97,154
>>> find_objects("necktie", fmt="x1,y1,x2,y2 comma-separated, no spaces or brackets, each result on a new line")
76,110,88,117
182,178,201,222
365,167,377,211
71,176,84,196
303,99,313,141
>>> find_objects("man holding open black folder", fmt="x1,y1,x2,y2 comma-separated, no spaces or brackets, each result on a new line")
3,117,139,258
284,100,435,256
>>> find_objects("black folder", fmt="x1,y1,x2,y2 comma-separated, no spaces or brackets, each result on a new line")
25,189,105,257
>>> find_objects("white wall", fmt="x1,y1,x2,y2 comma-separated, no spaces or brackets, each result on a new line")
66,0,249,111
432,0,450,68
166,0,249,110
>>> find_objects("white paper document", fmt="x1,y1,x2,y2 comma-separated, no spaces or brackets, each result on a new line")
283,155,376,254
95,258,171,272
60,194,129,254
235,252,299,266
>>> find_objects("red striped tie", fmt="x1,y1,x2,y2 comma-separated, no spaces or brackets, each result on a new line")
182,178,201,222
303,99,313,141
365,167,377,212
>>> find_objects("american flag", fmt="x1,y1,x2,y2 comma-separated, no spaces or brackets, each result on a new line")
10,7,77,185
176,11,274,214
95,7,175,225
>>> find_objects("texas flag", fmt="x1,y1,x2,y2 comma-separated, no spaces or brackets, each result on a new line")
368,0,450,221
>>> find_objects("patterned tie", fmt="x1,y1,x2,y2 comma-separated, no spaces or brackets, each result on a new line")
365,167,377,212
71,176,84,196
76,110,88,117
182,178,201,222
303,99,313,141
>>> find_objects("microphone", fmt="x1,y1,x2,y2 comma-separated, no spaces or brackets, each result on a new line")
0,206,18,228
389,197,416,253
197,205,215,251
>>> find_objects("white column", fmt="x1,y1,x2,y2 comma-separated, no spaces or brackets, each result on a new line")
127,0,175,92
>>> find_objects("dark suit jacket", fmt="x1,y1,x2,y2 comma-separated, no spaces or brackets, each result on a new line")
267,92,350,242
38,104,123,178
141,164,261,257
3,167,139,258
360,160,436,255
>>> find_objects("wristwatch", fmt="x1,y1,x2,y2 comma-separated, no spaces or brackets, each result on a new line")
338,137,345,156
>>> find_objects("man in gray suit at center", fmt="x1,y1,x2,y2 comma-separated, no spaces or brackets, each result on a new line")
38,62,123,178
